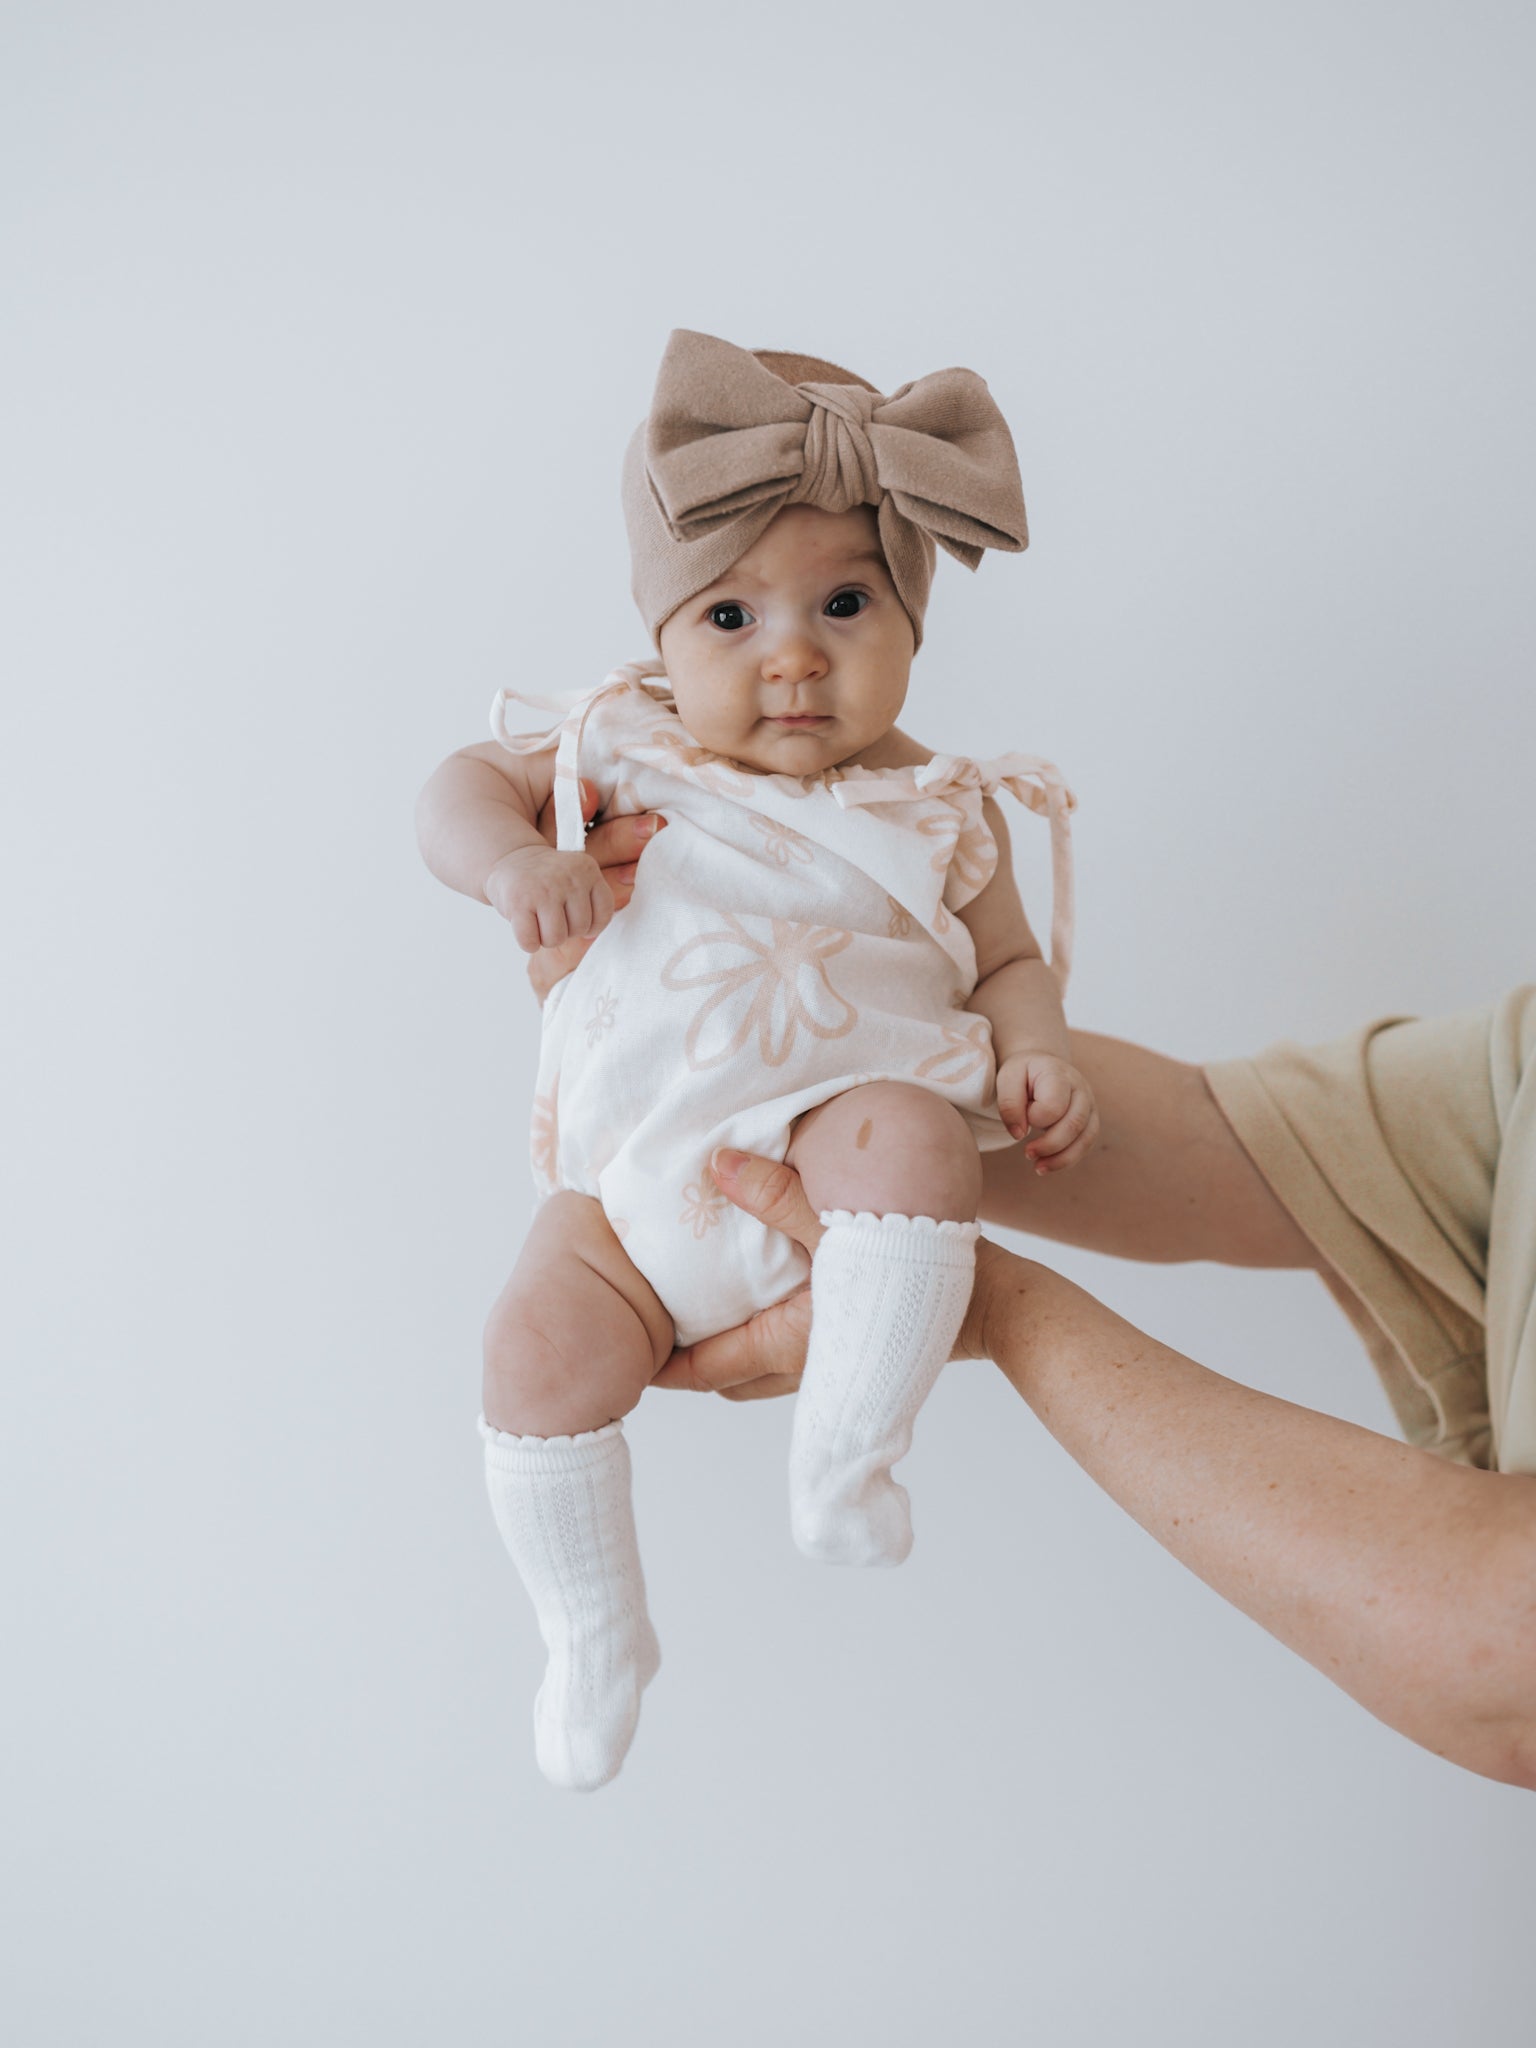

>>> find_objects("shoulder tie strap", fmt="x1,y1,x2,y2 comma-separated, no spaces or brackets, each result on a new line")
973,751,1076,994
490,660,668,853
833,750,1078,993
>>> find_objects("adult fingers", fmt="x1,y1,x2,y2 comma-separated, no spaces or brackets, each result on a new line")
710,1149,826,1256
607,862,638,909
585,810,665,872
526,935,596,1003
718,1371,805,1403
652,1285,811,1397
651,1332,794,1397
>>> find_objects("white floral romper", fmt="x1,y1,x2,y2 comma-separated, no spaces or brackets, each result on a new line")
492,662,1075,1347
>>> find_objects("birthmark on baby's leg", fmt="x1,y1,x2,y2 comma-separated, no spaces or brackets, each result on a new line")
855,1119,873,1151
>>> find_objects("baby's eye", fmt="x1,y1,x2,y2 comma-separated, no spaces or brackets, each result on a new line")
708,602,753,632
825,589,868,619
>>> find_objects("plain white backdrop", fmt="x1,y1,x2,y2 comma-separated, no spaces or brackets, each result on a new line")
5,3,1533,2043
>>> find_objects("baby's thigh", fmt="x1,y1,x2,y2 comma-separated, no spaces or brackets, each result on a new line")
483,1192,675,1436
787,1082,982,1222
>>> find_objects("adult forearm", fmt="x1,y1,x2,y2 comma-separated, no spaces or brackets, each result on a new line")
973,1246,1536,1787
977,1037,1320,1269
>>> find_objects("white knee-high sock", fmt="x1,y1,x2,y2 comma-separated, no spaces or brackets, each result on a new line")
789,1211,979,1567
479,1417,661,1792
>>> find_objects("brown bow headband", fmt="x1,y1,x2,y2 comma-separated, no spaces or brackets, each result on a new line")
621,329,1029,652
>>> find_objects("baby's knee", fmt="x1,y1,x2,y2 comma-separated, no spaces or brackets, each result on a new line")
483,1285,645,1436
791,1081,982,1221
482,1225,665,1437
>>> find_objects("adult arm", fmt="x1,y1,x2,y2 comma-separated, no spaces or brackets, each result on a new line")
980,1033,1319,1269
657,1151,1536,1791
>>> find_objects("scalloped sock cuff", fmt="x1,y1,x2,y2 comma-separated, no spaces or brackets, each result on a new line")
789,1210,979,1567
479,1416,660,1792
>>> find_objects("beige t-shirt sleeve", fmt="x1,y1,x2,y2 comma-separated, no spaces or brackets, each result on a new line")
1202,987,1536,1473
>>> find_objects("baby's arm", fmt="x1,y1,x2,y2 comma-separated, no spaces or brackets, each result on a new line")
415,739,613,952
958,799,1099,1175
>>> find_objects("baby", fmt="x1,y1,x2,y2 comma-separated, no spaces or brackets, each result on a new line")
417,330,1095,1791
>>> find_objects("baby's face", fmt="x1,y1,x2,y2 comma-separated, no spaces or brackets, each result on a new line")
657,505,915,776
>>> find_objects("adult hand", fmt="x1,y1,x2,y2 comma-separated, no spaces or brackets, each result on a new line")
650,1151,823,1399
526,780,666,1003
650,1149,1001,1399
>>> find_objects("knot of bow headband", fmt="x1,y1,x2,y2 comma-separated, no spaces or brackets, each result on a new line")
621,329,1030,651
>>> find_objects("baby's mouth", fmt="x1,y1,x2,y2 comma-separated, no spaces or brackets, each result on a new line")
769,714,831,727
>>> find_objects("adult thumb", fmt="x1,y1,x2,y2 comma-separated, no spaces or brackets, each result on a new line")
709,1149,825,1256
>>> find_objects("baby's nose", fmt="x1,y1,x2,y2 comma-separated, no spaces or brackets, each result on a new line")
760,631,829,686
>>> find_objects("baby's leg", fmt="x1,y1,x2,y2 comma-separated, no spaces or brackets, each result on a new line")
480,1193,672,1791
784,1083,982,1566
485,1188,673,1436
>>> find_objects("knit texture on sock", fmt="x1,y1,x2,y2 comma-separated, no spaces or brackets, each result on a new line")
789,1212,979,1566
479,1417,660,1791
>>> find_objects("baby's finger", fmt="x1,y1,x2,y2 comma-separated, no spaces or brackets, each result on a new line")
1000,1106,1031,1143
1026,1101,1091,1159
1026,1065,1074,1129
1032,1109,1100,1175
511,908,542,954
995,1071,1029,1137
1027,1092,1096,1162
535,901,570,949
588,880,614,936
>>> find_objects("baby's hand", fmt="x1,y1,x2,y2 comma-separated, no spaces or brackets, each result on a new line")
996,1052,1099,1176
486,845,614,954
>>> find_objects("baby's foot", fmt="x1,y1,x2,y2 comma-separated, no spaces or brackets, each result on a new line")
791,1456,913,1568
533,1616,662,1793
480,1417,661,1792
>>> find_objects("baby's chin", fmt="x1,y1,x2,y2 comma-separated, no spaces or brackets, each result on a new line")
733,737,856,770
722,719,858,777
